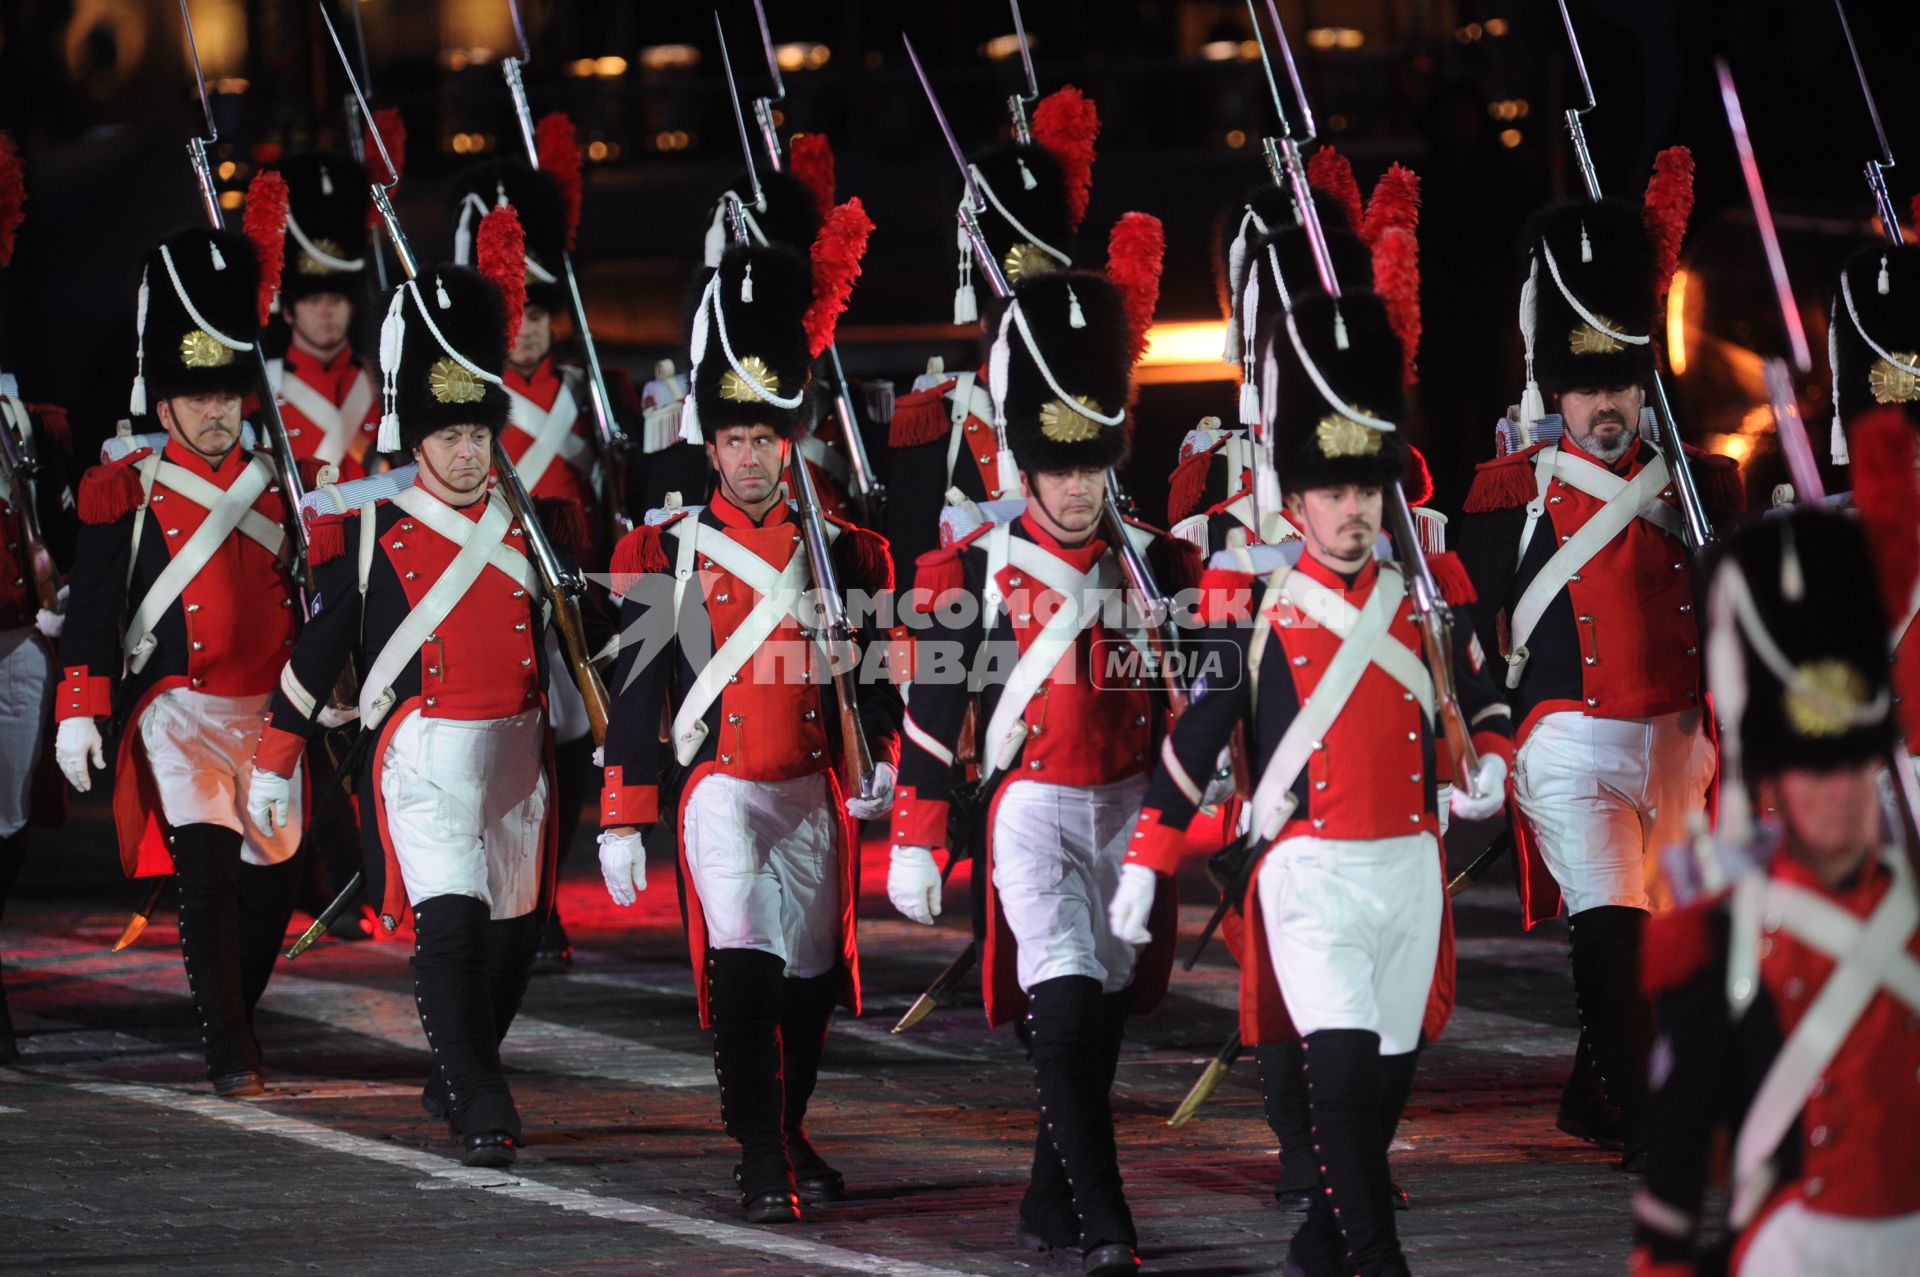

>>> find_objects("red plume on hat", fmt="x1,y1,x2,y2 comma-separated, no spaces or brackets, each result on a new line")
0,135,24,268
535,112,583,250
1032,85,1099,233
789,134,836,221
1307,146,1364,240
1106,212,1164,369
476,203,528,347
242,169,290,325
1850,407,1920,621
1363,163,1421,244
804,198,874,358
366,107,407,227
1372,227,1420,385
1643,146,1694,305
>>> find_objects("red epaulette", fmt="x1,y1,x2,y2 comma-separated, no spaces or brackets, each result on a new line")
1195,566,1259,624
76,448,153,526
1680,444,1747,516
911,522,989,613
1461,441,1550,514
535,495,592,555
1426,551,1477,607
25,403,71,454
889,379,957,448
306,511,351,566
825,515,895,593
1641,896,1723,999
609,514,685,597
1167,440,1225,524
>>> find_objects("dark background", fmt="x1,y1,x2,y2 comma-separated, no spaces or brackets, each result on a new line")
0,0,1914,525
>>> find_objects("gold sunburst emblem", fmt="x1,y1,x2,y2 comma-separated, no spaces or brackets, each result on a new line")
1783,659,1868,738
1004,242,1059,284
1869,352,1920,405
1315,413,1383,459
179,329,235,369
296,239,349,275
428,357,486,405
720,355,779,404
1568,315,1627,355
1039,395,1106,443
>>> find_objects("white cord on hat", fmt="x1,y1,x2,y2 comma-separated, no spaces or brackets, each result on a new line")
285,210,366,274
159,243,255,355
695,268,804,413
970,164,1071,273
129,266,151,416
1541,239,1650,347
1003,297,1127,429
1222,205,1272,364
1841,268,1920,382
1516,254,1546,448
1829,297,1850,466
375,273,506,453
1282,309,1397,433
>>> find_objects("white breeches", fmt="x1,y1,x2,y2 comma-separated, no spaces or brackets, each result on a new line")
1740,1202,1920,1277
140,687,302,866
683,770,841,979
0,628,52,837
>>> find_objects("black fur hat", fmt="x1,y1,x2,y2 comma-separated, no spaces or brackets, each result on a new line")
1520,198,1656,397
703,170,823,263
684,243,815,441
376,265,511,452
274,151,370,306
1708,507,1892,781
131,227,261,413
950,143,1076,325
1215,185,1357,325
1261,290,1408,494
450,158,569,313
1832,241,1920,434
989,271,1131,474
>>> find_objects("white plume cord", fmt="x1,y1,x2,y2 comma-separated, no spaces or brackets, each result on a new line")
988,305,1014,428
375,285,407,452
286,210,366,272
159,244,254,354
705,270,804,410
680,281,711,443
1238,266,1262,426
1705,565,1753,845
1829,298,1850,465
1541,240,1649,346
1282,309,1398,432
129,267,151,415
971,165,1071,269
1516,254,1545,447
1222,205,1272,362
1841,270,1920,378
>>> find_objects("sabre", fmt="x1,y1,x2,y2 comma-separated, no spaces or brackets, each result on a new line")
1006,0,1039,145
336,0,391,291
1168,1030,1243,1127
112,879,168,952
892,941,978,1033
177,0,314,597
500,0,634,539
1833,0,1905,246
1555,0,1713,553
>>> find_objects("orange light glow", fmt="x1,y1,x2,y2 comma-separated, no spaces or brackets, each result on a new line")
1667,268,1690,376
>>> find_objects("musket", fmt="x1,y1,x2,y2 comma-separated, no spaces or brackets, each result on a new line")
1555,0,1712,554
336,0,391,292
500,0,634,539
1257,0,1484,798
731,1,884,529
177,0,314,598
0,396,60,611
891,939,978,1033
321,2,611,752
1833,1,1905,246
718,15,875,801
1168,1030,1242,1127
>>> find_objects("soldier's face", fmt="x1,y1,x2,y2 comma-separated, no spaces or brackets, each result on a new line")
286,292,353,355
414,424,493,498
158,394,243,462
706,424,787,509
1285,485,1382,566
1021,466,1106,539
510,305,553,373
1759,760,1883,881
1560,384,1644,463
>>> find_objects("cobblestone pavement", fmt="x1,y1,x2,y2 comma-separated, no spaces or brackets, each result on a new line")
0,803,1634,1276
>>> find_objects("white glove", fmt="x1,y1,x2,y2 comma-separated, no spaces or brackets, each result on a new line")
248,768,294,835
598,827,648,906
33,584,67,639
55,717,105,794
844,762,897,821
316,703,359,729
888,845,942,924
1448,754,1510,823
1108,863,1158,946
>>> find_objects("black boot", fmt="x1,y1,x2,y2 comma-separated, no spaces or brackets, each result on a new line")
709,947,798,1222
1567,905,1653,1171
1017,1123,1083,1261
1026,976,1138,1269
1555,1029,1625,1150
422,911,542,1124
171,825,263,1089
781,969,843,1202
236,853,301,1015
1299,1029,1407,1277
1257,1041,1316,1208
533,736,596,974
412,893,520,1163
0,831,27,1062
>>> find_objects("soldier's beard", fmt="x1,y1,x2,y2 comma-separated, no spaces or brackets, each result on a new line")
1576,413,1633,463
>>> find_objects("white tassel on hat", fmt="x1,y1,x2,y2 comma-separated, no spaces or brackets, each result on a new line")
1017,156,1037,191
1066,285,1085,329
320,163,334,197
953,217,978,325
1237,267,1262,427
679,278,714,444
1878,253,1891,296
128,267,151,417
208,239,227,272
375,285,407,452
1516,255,1545,447
987,304,1015,430
1829,300,1849,465
740,261,754,304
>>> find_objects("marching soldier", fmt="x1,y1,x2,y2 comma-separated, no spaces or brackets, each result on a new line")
596,204,899,1222
260,151,382,482
1111,288,1512,1277
1455,190,1743,1170
56,226,304,1096
247,238,582,1166
888,254,1191,1276
1633,506,1920,1275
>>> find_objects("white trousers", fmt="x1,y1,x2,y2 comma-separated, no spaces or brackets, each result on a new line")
1741,1202,1920,1276
380,707,548,919
1515,709,1716,915
139,687,303,867
1258,832,1442,1054
683,770,841,978
0,628,52,837
991,774,1147,994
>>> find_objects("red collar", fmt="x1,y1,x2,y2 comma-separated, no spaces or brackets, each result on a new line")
1293,549,1380,595
504,357,560,401
408,475,492,523
285,343,356,379
1561,430,1648,477
711,489,791,530
1772,843,1891,910
1018,510,1107,573
167,436,253,487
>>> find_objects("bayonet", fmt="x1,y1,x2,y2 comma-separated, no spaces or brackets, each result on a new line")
337,0,390,291
750,0,786,170
1556,0,1603,202
320,3,417,278
1834,0,1904,245
716,14,763,209
904,33,1009,301
1007,0,1039,144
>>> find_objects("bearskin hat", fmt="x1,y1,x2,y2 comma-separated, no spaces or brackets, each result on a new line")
273,151,369,307
1707,507,1893,790
130,227,261,414
1832,241,1920,437
1519,198,1656,398
988,271,1132,474
702,169,824,265
375,266,510,452
1215,186,1357,328
685,244,816,441
450,159,569,314
1260,289,1408,494
967,142,1076,288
